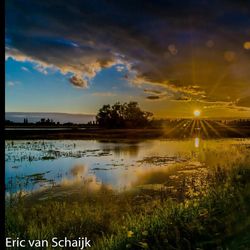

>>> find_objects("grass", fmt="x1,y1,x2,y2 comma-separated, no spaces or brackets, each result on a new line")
97,178,250,249
5,143,250,249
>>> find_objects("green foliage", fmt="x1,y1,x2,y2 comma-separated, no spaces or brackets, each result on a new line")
5,161,250,250
95,166,250,250
96,102,153,128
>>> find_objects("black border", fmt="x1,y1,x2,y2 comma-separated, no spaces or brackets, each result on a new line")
2,0,6,248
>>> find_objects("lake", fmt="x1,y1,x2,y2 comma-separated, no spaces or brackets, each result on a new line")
5,138,250,194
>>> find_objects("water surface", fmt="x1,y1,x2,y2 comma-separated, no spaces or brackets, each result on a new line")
5,138,250,193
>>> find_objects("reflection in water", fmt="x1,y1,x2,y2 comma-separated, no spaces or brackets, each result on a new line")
113,145,139,157
5,139,250,193
60,164,105,191
100,143,140,157
60,174,103,191
121,160,204,189
70,164,87,177
195,137,200,148
131,165,178,187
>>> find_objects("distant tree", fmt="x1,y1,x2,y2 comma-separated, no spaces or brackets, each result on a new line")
36,118,56,125
5,120,13,125
63,122,73,126
96,102,153,128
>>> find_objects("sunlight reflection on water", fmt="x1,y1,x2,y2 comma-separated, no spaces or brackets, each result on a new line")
195,137,200,148
5,138,250,193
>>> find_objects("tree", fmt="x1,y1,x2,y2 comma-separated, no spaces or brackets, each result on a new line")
96,102,153,128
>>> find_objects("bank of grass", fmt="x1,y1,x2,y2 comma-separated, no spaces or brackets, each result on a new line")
97,176,250,249
5,163,250,249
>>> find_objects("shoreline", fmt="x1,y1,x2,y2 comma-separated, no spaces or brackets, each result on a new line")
5,127,250,140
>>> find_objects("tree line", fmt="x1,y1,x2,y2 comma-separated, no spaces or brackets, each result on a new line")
96,102,153,128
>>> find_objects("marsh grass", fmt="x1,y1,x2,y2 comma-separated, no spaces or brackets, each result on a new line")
5,159,250,250
96,168,250,250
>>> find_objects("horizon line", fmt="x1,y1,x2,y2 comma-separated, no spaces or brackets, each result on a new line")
5,111,250,120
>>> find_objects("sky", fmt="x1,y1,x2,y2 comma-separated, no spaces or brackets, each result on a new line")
5,112,96,124
5,0,250,119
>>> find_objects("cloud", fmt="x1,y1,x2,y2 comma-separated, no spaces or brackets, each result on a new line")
146,95,161,100
5,0,250,101
6,45,116,88
174,96,191,101
236,96,250,107
143,89,165,95
116,65,125,72
34,64,48,75
7,81,15,87
21,66,29,72
70,164,87,178
235,107,249,112
7,81,20,87
69,76,88,88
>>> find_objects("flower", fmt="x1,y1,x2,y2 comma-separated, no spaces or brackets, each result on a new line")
127,231,134,238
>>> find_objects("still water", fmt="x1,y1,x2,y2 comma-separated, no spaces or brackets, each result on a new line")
5,138,250,193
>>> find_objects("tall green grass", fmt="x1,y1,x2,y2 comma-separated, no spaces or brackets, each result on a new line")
5,161,250,249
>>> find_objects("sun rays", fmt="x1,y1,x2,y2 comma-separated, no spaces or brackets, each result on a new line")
163,109,246,139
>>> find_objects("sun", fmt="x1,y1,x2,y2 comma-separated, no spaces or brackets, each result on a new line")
193,110,201,117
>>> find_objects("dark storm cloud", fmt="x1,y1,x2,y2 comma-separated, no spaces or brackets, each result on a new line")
69,76,88,88
146,95,161,100
5,0,250,102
